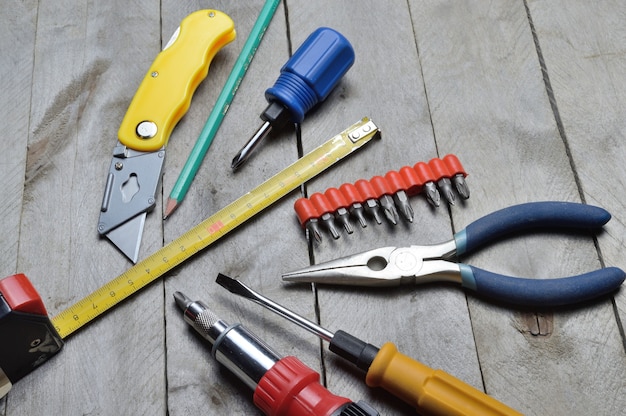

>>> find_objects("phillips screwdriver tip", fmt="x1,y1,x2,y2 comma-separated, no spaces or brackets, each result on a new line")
231,121,274,171
304,219,324,244
438,178,456,206
173,291,192,311
230,151,246,171
424,183,441,207
392,191,414,223
308,228,323,244
453,175,470,200
378,196,398,225
383,208,398,225
402,205,414,223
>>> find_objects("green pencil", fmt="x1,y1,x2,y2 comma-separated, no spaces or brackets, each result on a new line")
164,0,281,219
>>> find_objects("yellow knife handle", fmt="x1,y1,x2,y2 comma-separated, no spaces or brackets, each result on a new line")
118,10,236,152
365,343,522,416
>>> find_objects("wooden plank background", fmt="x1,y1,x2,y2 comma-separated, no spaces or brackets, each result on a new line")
1,1,625,415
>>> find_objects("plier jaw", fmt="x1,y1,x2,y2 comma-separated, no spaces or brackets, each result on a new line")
282,242,461,287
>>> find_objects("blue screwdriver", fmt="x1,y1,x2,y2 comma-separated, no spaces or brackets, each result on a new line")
231,27,355,170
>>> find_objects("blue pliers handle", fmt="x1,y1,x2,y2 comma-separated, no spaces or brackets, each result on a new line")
282,202,625,307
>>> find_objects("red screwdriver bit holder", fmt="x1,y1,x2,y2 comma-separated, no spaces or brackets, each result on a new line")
293,154,469,241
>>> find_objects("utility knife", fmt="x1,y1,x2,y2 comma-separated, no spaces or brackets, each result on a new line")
98,10,236,262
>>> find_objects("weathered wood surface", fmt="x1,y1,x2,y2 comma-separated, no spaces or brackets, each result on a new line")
1,1,625,415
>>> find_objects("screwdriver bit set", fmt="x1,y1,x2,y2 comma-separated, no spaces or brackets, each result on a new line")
294,154,469,242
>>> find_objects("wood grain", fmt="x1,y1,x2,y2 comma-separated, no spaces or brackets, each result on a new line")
1,1,624,415
528,0,626,339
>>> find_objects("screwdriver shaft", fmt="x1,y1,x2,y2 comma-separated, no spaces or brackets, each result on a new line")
216,274,334,341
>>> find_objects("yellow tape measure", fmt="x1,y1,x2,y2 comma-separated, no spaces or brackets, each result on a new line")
51,117,380,338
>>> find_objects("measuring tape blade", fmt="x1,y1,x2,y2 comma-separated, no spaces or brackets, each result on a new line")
51,117,380,338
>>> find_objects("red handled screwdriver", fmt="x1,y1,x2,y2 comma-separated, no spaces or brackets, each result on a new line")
174,292,379,416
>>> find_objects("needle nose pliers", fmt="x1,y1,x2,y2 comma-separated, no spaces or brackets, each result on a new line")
282,201,625,307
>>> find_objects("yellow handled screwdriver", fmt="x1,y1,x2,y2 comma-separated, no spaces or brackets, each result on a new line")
216,274,521,416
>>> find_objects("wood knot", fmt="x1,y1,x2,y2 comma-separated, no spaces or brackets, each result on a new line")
515,311,553,337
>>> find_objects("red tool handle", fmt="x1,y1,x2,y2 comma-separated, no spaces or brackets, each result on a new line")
443,154,467,177
325,187,350,211
0,274,64,394
354,179,378,200
369,175,393,198
413,161,437,184
0,274,48,316
339,182,364,203
294,198,319,228
428,157,451,180
399,165,424,196
254,356,351,416
384,170,408,194
309,193,334,216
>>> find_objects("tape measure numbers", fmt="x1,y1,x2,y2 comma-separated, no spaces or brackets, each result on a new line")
51,117,380,338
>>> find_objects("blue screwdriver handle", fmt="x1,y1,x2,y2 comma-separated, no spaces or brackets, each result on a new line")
460,265,625,306
454,201,611,256
265,27,355,122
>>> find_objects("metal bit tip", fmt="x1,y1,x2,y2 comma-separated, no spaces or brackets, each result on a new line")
173,291,193,311
438,178,456,205
308,227,323,244
230,152,245,171
231,121,273,171
320,214,341,239
356,215,367,228
383,208,397,225
370,209,383,224
401,204,414,222
453,175,470,199
329,226,341,239
216,274,257,300
350,205,368,228
337,217,353,234
379,196,398,225
424,183,441,207
393,191,414,222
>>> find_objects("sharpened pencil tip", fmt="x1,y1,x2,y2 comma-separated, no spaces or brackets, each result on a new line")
164,198,179,220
